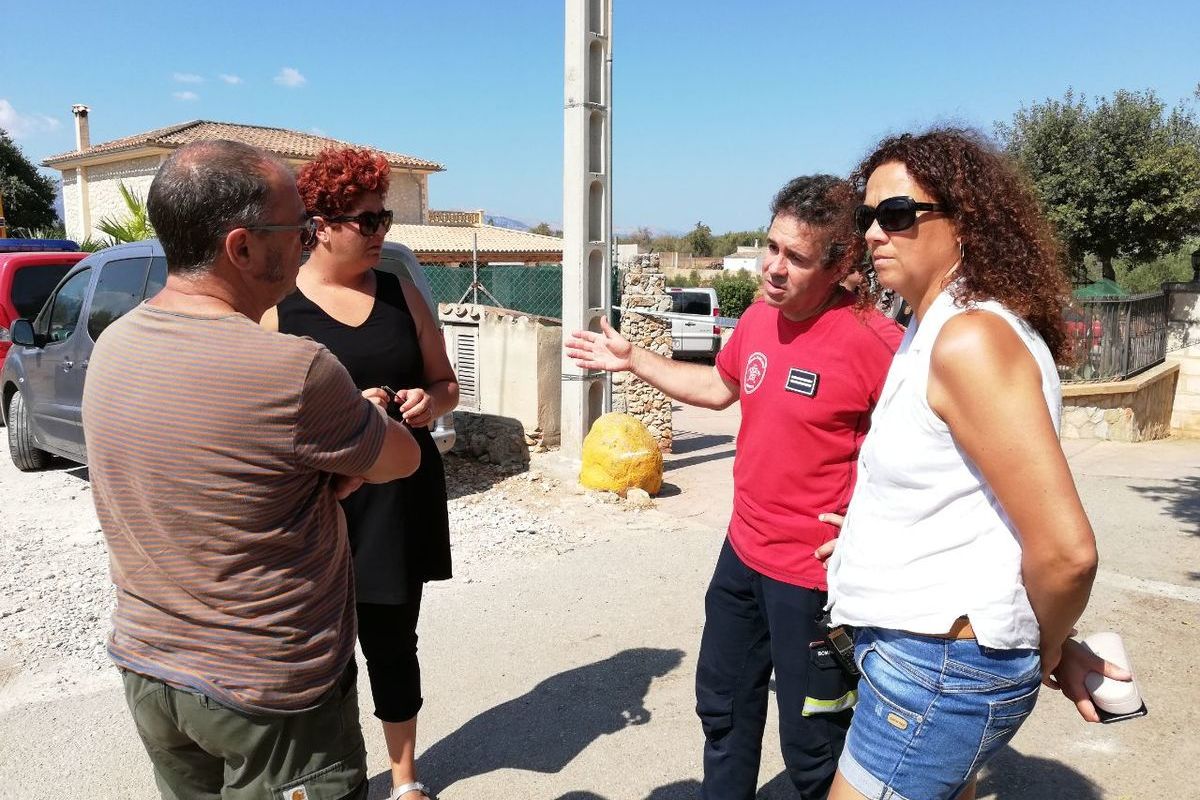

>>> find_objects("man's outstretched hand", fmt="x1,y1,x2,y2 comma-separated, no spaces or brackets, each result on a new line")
565,316,635,373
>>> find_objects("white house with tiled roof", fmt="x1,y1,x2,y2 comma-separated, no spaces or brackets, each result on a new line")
44,106,563,265
44,106,443,244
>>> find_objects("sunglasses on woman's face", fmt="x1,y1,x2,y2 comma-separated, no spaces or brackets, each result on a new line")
323,209,394,237
854,196,946,235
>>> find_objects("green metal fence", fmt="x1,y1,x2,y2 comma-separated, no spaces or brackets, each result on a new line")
422,263,630,322
423,264,564,319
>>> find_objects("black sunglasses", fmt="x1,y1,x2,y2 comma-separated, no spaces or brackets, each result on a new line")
854,196,946,235
244,217,319,249
322,209,394,236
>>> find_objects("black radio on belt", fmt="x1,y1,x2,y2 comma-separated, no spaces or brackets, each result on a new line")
819,611,858,678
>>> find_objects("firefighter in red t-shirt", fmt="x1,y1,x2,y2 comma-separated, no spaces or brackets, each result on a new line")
567,176,903,799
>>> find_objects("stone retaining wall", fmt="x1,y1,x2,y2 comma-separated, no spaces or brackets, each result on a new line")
614,254,673,451
1061,361,1180,442
450,410,531,469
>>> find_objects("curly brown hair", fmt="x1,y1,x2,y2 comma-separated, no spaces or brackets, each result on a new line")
769,174,879,311
851,128,1070,362
296,147,390,217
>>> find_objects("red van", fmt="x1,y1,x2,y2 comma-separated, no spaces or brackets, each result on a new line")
0,247,89,376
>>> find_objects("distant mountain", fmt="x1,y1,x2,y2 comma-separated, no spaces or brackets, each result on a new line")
481,216,681,238
614,225,684,238
483,215,531,231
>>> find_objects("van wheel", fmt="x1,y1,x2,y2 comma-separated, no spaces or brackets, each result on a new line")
7,390,50,471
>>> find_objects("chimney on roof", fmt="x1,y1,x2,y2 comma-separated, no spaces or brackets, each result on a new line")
72,105,90,151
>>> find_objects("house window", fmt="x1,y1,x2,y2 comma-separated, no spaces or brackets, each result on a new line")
42,268,92,343
87,257,150,341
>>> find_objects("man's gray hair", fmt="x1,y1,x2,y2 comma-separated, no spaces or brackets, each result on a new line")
147,140,283,275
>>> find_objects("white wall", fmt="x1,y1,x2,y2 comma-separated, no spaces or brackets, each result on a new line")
440,305,562,442
63,155,163,243
61,169,83,242
617,243,640,267
723,255,760,273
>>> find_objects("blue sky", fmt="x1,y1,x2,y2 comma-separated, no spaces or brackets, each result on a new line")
3,1,1198,233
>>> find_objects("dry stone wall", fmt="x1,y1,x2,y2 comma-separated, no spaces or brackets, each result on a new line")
1061,363,1179,442
614,254,673,451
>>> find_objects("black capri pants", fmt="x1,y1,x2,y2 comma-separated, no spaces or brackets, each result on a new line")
356,587,424,723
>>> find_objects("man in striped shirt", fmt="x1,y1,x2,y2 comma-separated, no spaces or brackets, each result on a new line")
82,140,422,800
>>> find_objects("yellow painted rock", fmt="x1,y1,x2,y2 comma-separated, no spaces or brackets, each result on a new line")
579,412,664,496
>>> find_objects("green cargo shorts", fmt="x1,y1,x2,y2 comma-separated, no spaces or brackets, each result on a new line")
121,663,367,800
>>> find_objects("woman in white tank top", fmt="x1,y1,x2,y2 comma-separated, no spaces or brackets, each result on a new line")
821,130,1122,800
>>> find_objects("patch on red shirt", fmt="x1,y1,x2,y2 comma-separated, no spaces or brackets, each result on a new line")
744,351,768,394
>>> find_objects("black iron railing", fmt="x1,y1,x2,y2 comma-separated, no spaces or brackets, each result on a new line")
1062,292,1168,382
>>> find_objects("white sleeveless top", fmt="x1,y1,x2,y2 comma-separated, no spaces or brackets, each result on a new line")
826,289,1061,649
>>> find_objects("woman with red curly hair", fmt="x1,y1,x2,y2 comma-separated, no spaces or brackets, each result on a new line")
819,129,1124,800
263,147,457,800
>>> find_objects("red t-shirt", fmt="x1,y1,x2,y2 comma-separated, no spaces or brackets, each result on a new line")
715,297,903,590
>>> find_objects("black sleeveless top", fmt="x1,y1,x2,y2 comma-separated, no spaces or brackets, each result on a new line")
277,269,451,604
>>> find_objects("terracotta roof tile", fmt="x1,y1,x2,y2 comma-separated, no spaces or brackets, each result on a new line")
43,120,443,170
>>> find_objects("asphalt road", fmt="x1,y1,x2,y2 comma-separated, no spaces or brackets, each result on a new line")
2,404,1197,799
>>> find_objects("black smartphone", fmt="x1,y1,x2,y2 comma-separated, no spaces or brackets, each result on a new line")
1097,703,1148,724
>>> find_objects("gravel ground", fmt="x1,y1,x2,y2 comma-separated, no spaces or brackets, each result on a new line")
0,450,638,707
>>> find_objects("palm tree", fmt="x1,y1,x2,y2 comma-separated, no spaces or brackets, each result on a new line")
95,182,154,244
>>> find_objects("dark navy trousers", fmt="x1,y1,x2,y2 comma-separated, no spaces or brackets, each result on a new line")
696,539,854,800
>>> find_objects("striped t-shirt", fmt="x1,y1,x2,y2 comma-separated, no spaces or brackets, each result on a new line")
82,304,386,713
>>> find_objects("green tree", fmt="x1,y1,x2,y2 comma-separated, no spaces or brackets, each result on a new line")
712,228,767,258
627,226,653,250
0,128,58,233
997,88,1200,282
685,221,714,257
529,221,561,237
1115,238,1200,293
711,271,759,318
649,232,685,253
96,181,154,244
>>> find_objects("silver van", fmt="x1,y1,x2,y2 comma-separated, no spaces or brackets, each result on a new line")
667,286,721,360
3,240,453,470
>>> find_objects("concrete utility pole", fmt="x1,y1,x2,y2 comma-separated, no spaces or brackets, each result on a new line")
560,0,614,460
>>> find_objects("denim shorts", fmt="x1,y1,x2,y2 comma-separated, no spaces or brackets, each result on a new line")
840,627,1041,800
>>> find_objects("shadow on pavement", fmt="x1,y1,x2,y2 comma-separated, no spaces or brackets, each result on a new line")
1129,475,1200,536
977,745,1102,799
64,464,89,481
383,647,685,798
670,431,734,456
557,747,1106,799
33,457,89,480
755,770,799,798
646,779,702,798
664,448,737,472
549,773,792,799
